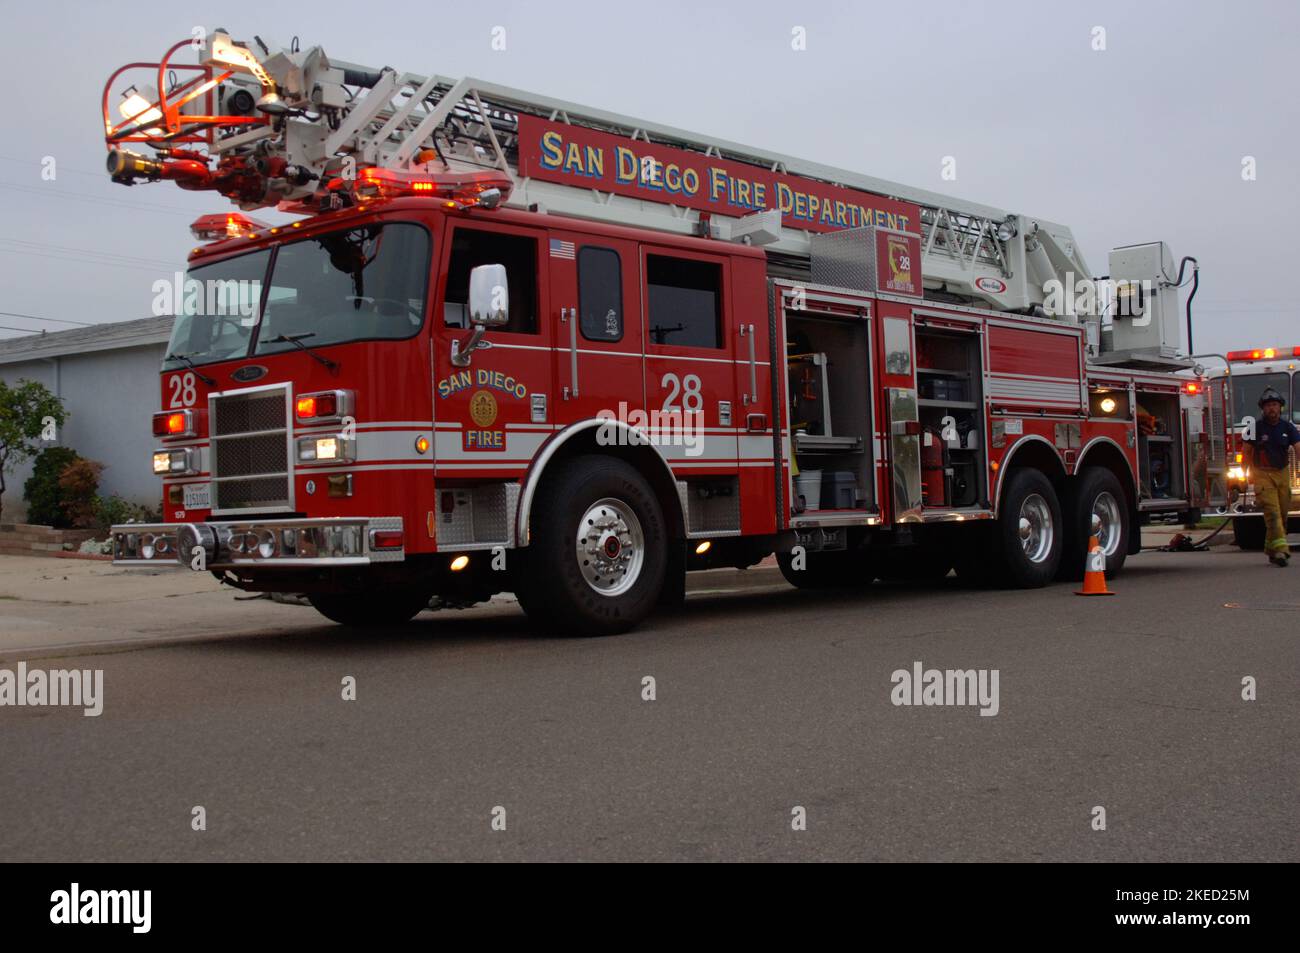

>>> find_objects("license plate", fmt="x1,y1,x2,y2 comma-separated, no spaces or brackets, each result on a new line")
183,482,211,510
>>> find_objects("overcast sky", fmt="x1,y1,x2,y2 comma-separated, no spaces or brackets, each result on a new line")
1,0,1297,358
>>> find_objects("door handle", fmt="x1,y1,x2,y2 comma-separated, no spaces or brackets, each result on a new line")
561,307,579,399
741,323,757,405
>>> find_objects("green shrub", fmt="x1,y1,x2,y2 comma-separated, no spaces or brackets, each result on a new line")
22,447,79,527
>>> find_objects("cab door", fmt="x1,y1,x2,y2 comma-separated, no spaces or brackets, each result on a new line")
641,245,741,473
546,230,644,428
432,220,553,472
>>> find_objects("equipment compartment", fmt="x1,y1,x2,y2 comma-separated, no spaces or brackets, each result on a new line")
786,310,873,512
1136,390,1186,503
914,326,986,509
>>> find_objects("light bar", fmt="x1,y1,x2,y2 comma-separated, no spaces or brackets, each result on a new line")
1225,346,1300,362
190,212,268,242
330,168,512,210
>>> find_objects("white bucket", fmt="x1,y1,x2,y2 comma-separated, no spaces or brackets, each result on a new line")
795,469,823,511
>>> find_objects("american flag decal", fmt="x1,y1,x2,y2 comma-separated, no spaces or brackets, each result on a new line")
549,238,575,260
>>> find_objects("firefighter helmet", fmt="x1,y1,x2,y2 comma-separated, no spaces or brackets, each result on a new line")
1258,386,1287,408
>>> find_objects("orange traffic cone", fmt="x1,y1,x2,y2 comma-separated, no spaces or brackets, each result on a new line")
1076,516,1114,596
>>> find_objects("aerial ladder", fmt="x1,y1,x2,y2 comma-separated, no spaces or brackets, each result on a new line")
103,30,1164,334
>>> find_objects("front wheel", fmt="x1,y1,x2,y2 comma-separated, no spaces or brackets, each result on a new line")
989,468,1063,587
515,455,667,636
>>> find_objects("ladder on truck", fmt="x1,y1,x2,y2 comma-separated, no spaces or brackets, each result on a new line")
103,30,1090,314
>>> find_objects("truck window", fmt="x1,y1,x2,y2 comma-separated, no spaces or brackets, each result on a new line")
1230,372,1294,424
647,254,722,348
578,247,623,342
255,223,430,355
444,227,538,334
163,249,271,369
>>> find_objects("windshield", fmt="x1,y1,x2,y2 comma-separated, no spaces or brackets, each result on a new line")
255,223,429,355
162,250,270,370
1230,371,1298,424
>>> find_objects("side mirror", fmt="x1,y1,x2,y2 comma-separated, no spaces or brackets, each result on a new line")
468,263,509,327
453,264,508,366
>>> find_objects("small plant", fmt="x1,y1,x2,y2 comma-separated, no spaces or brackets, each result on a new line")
93,494,160,532
57,458,104,529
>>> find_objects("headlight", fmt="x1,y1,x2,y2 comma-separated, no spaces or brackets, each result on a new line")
153,448,197,475
297,435,354,464
1227,466,1248,482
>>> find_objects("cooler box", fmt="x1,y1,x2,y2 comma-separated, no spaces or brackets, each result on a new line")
821,471,857,509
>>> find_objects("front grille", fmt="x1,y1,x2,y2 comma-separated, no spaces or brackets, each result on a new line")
209,387,291,512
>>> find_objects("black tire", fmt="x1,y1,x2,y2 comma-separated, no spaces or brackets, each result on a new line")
514,455,667,636
308,587,430,627
1233,516,1265,550
988,468,1063,587
1059,468,1130,581
776,548,876,589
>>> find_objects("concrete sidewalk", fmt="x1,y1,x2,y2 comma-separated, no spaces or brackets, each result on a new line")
0,556,318,660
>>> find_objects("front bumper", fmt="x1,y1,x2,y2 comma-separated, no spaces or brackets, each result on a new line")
111,517,404,569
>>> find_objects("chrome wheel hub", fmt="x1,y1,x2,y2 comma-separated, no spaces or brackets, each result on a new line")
575,497,645,597
1018,493,1054,563
1092,491,1122,557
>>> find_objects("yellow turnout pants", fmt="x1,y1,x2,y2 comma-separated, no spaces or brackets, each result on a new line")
1255,466,1292,555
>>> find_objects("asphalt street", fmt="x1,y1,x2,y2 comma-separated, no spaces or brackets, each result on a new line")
0,547,1296,862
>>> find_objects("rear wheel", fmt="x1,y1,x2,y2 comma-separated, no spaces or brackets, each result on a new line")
1059,468,1130,580
988,468,1062,587
515,455,667,636
308,587,431,627
1233,516,1265,550
777,549,876,589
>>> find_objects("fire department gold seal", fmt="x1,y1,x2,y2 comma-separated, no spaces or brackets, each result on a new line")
469,389,498,427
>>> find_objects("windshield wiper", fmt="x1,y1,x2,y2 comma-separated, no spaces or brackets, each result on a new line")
269,333,339,373
165,352,216,386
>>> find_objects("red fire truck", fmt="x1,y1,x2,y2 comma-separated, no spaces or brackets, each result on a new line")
103,31,1210,634
1203,347,1300,549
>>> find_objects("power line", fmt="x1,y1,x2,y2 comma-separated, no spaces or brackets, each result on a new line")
0,310,94,327
0,181,199,218
0,237,177,270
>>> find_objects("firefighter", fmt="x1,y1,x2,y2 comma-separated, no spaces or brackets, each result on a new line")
1243,386,1299,566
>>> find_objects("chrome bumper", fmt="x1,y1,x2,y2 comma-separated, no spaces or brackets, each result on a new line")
111,517,404,569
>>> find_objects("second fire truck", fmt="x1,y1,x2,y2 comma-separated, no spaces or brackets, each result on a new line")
104,31,1213,634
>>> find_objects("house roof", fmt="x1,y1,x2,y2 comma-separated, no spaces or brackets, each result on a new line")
0,316,172,366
